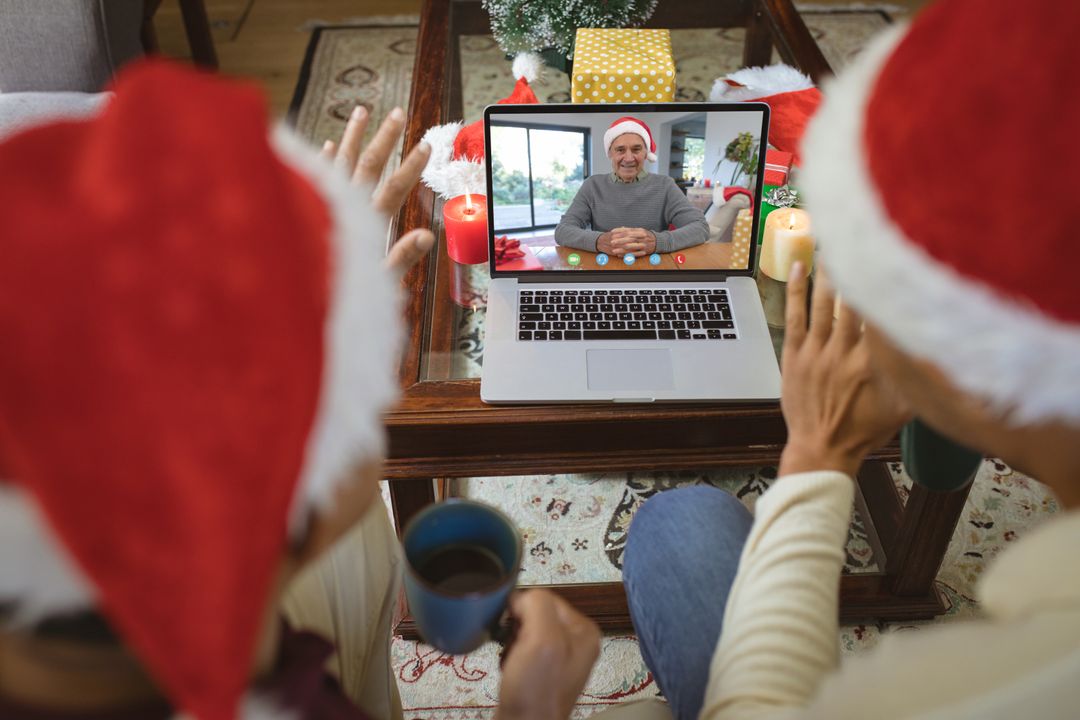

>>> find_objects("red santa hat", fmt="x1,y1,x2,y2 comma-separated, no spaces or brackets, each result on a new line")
802,0,1080,425
421,52,541,199
603,116,658,164
712,185,755,210
0,60,402,719
710,63,821,165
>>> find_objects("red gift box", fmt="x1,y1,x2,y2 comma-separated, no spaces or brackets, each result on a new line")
763,149,794,186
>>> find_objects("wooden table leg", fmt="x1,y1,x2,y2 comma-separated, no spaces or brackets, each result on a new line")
743,4,775,67
390,477,436,631
388,477,437,539
887,480,973,596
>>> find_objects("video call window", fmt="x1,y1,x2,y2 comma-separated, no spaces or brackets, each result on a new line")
488,109,766,273
490,122,590,233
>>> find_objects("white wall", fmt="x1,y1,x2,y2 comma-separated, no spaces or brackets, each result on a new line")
704,112,764,189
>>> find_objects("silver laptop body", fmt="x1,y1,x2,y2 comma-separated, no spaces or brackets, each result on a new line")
480,102,781,403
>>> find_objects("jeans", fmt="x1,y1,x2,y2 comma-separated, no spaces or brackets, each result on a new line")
623,486,754,720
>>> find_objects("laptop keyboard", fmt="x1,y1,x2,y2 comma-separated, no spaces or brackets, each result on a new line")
517,288,737,341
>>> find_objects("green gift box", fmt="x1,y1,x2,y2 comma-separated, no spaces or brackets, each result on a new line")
757,183,781,245
755,184,804,245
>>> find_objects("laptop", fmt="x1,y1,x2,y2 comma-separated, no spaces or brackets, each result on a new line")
480,102,781,403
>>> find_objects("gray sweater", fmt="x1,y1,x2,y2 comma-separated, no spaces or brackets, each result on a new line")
554,173,710,253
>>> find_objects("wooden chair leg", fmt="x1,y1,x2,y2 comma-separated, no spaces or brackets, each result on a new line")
141,0,165,54
178,0,219,69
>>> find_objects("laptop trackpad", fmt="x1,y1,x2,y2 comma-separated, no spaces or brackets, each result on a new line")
586,349,675,392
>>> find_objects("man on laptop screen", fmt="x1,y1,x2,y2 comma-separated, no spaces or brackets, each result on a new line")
488,108,762,273
554,116,709,263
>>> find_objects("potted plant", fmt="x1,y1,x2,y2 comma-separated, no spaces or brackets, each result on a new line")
716,132,760,189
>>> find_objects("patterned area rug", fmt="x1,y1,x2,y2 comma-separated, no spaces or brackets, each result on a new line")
290,9,1062,719
388,460,1059,717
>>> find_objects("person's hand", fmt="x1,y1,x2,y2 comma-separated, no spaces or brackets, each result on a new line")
779,263,912,478
608,227,656,257
496,589,600,720
596,230,617,256
319,105,435,278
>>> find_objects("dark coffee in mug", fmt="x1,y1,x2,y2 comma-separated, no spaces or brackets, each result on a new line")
402,499,521,654
417,543,506,594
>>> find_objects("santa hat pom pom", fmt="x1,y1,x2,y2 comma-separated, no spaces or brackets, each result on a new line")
512,52,544,83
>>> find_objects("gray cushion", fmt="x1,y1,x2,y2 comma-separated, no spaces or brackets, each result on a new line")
0,0,145,93
0,92,110,142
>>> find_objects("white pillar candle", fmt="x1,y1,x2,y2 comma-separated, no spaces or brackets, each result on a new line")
759,208,813,281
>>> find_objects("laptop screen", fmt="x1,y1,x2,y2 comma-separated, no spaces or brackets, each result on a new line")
484,103,769,276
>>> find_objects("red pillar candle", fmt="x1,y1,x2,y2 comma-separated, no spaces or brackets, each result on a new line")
443,193,489,265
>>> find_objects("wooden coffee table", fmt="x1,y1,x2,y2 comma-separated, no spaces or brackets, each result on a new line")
387,0,972,636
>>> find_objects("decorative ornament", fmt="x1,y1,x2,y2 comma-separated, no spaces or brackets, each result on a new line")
764,185,800,207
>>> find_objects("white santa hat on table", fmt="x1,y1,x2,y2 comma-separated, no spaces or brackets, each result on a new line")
0,60,401,719
421,52,542,199
603,116,658,163
802,0,1080,425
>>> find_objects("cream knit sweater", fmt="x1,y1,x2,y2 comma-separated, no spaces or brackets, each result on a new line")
700,471,1080,720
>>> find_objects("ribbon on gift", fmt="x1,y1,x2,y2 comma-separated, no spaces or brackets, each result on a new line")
494,235,525,262
764,185,800,208
763,149,794,186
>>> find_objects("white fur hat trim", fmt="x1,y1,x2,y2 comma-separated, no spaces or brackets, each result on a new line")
710,63,814,102
420,121,486,199
802,23,1080,425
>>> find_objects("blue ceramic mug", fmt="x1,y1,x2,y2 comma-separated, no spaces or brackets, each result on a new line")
402,499,522,654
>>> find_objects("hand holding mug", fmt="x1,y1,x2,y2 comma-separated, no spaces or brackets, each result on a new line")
495,590,601,720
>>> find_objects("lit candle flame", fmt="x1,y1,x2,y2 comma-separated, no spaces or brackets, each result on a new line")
465,191,474,214
788,213,797,230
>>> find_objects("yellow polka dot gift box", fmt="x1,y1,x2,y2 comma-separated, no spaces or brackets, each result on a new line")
571,28,676,103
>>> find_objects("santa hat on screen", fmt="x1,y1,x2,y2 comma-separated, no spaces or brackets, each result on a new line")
0,60,401,719
712,185,754,210
421,52,542,198
710,63,821,165
802,0,1080,425
603,116,658,163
